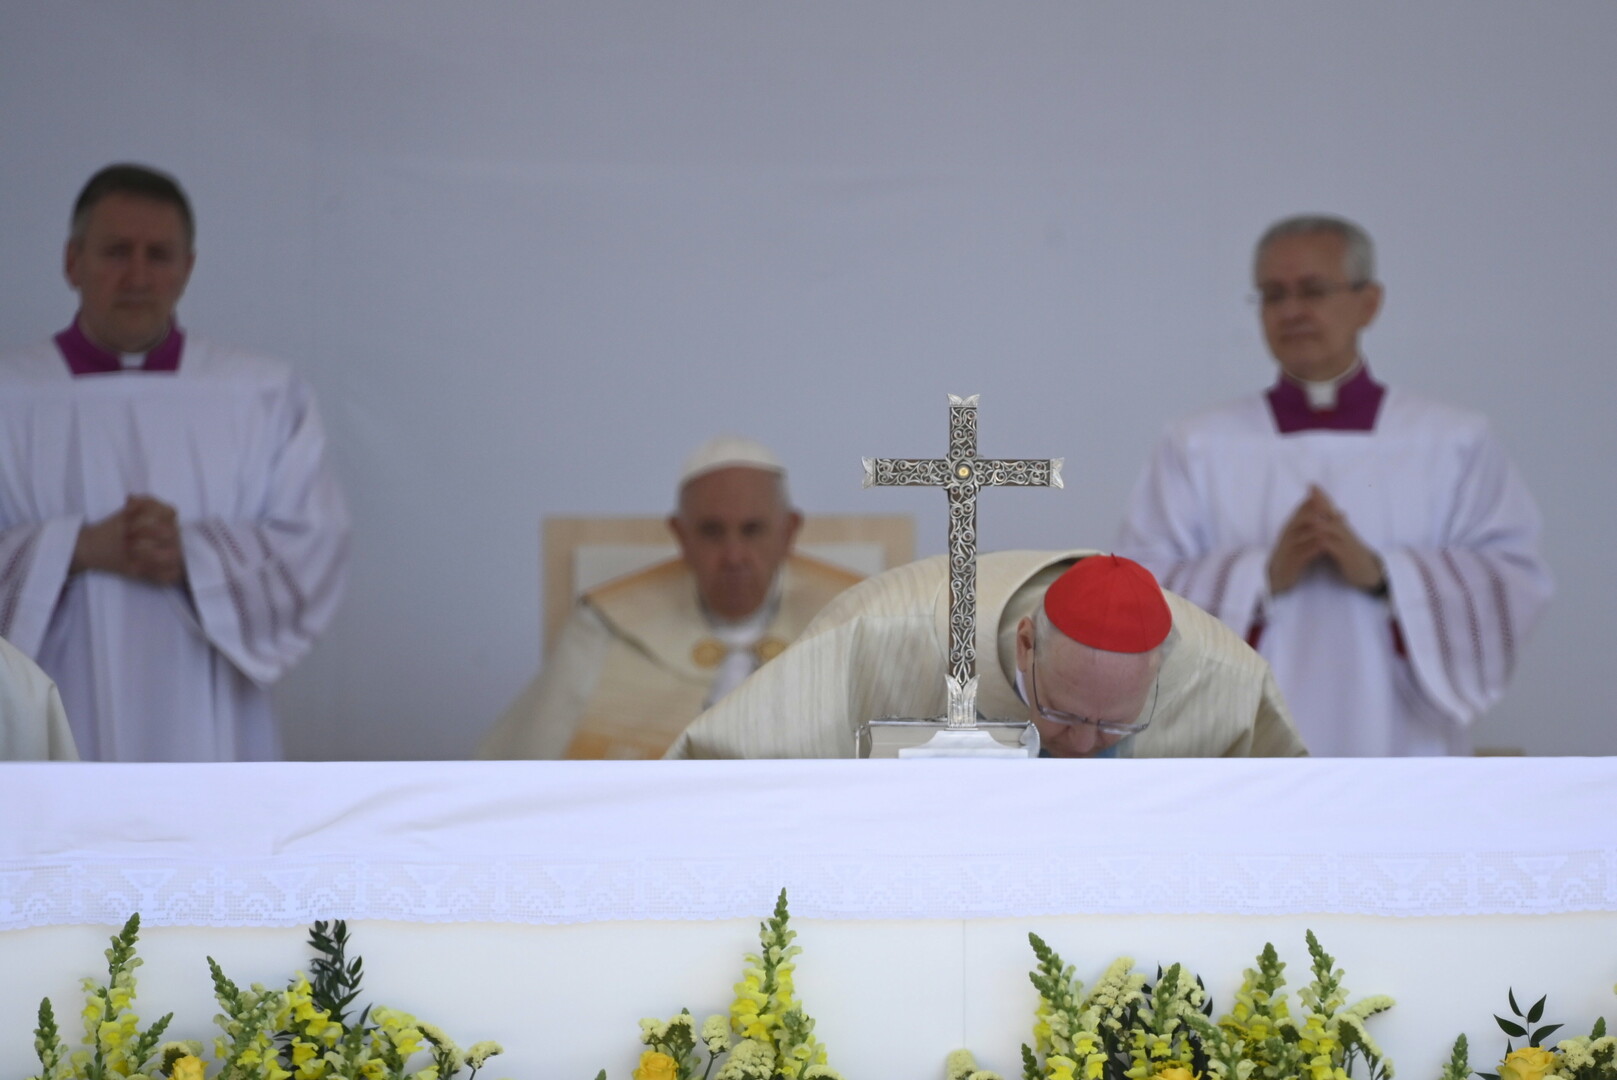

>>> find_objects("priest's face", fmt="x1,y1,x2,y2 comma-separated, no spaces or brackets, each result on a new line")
671,466,802,621
1255,231,1381,384
65,192,195,355
1016,618,1159,758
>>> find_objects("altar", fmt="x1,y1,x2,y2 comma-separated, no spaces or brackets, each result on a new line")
2,758,1614,1078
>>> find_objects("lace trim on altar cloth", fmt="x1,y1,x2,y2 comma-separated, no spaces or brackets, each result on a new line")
1,849,1616,929
2,758,1614,929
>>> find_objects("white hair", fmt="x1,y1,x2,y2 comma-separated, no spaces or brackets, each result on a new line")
1255,214,1376,285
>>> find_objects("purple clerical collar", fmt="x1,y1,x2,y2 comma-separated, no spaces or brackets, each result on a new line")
54,319,184,376
1266,362,1385,434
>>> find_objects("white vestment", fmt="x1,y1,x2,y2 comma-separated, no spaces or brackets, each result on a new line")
0,336,350,761
667,550,1305,760
0,634,77,760
1116,388,1551,756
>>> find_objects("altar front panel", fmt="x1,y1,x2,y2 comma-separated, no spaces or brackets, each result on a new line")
2,759,1613,1078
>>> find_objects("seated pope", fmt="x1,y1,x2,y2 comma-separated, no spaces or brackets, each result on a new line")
479,436,865,759
666,552,1308,759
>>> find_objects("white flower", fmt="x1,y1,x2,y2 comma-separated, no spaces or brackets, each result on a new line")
465,1041,503,1069
702,1014,733,1055
715,1038,775,1080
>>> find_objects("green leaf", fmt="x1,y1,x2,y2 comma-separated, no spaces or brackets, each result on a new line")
1527,993,1546,1024
1530,1023,1563,1046
1495,1016,1527,1039
1508,988,1522,1017
1593,1016,1607,1039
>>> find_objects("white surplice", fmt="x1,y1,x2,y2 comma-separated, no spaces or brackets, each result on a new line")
667,550,1305,760
1116,389,1552,756
0,336,349,761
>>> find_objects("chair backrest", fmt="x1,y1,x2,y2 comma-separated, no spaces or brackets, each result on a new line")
541,514,915,649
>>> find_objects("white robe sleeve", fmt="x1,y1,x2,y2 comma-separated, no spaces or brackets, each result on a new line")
668,601,948,760
179,376,349,686
0,516,80,656
1116,431,1269,636
668,620,862,759
1382,424,1552,727
477,603,613,759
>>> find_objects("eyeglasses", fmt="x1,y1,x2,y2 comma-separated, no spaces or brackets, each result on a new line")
1249,280,1368,308
1026,652,1158,737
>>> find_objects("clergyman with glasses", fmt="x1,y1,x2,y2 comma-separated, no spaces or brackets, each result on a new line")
1116,214,1552,757
667,551,1305,759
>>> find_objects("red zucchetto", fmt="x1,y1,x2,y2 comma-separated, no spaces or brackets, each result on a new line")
1043,555,1172,654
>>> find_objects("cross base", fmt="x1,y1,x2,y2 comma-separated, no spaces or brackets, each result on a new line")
855,717,1039,758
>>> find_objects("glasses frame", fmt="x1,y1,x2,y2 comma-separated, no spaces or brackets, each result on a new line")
1026,649,1158,737
1249,280,1368,308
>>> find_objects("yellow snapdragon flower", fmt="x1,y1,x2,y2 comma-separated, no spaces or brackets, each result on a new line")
1047,1053,1078,1080
171,1055,207,1080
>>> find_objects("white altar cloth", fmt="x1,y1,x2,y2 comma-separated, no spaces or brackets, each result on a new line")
4,758,1613,926
2,758,1615,1078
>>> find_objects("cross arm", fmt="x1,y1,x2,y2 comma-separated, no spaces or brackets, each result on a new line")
862,458,955,488
973,458,1065,488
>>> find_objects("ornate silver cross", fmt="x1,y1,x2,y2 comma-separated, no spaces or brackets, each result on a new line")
863,394,1063,729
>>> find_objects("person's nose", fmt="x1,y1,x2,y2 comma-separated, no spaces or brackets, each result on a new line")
1273,292,1311,320
718,535,749,567
1059,722,1101,757
124,253,153,292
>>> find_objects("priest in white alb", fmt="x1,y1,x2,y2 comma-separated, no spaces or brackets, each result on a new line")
1116,215,1552,756
0,164,350,761
667,552,1305,759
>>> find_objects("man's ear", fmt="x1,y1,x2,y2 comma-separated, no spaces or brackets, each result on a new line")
782,509,804,551
1015,616,1035,671
1357,280,1384,329
667,513,690,556
64,239,82,290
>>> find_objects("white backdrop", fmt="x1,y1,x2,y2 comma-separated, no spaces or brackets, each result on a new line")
2,3,1611,760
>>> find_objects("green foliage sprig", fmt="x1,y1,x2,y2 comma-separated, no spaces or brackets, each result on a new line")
1468,986,1617,1080
307,919,365,1028
1476,988,1565,1080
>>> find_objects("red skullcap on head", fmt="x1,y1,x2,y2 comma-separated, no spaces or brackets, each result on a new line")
1043,555,1172,654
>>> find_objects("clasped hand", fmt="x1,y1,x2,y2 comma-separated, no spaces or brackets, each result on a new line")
1267,484,1384,595
72,494,186,587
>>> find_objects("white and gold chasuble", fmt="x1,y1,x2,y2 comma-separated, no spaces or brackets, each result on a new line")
668,550,1306,760
480,553,863,760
